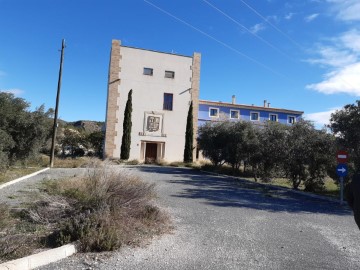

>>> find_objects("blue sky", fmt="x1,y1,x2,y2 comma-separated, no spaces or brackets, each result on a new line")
1,0,360,128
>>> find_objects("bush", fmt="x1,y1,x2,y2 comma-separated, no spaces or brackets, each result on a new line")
0,152,9,173
41,163,169,252
0,162,169,262
0,204,13,231
0,204,42,263
126,159,140,165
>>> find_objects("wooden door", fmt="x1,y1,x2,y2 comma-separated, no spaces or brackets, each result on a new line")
145,143,157,162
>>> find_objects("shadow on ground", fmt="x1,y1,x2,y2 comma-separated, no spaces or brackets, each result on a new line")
137,165,351,216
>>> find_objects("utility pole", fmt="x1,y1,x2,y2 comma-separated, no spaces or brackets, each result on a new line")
50,39,66,168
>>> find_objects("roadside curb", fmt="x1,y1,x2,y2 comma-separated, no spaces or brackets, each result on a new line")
201,170,343,204
0,244,76,270
0,168,50,190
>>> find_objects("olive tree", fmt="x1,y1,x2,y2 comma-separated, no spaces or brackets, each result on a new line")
284,120,335,191
330,100,360,170
305,128,336,191
0,92,53,165
256,121,289,181
224,121,258,171
197,121,229,167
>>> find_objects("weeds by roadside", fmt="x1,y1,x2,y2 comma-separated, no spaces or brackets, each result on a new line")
0,167,41,185
0,203,44,263
0,162,170,263
0,156,104,185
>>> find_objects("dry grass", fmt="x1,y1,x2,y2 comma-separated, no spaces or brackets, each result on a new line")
200,164,340,198
0,204,14,231
125,159,140,165
0,156,103,185
0,167,41,185
52,156,102,168
37,154,102,168
39,163,170,252
0,163,170,262
251,177,339,198
0,203,44,263
108,159,141,165
41,163,168,251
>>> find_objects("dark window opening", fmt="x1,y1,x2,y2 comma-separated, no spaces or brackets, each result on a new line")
230,110,239,119
251,112,259,121
163,93,173,111
165,70,175,78
210,108,219,117
144,67,153,76
270,114,277,121
288,116,296,124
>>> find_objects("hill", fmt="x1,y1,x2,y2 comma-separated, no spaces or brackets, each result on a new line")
58,120,104,133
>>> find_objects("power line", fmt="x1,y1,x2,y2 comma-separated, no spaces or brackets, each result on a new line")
202,0,294,61
144,0,287,78
239,0,304,51
238,0,360,92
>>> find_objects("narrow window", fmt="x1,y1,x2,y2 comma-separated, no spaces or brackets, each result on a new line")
143,67,153,76
288,116,296,124
209,108,219,117
230,110,239,119
250,112,259,121
165,70,175,78
163,93,173,111
269,114,278,122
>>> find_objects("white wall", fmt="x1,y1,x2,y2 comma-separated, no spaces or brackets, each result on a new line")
114,47,193,161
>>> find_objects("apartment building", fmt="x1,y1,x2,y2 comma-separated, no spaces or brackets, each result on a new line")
199,97,303,127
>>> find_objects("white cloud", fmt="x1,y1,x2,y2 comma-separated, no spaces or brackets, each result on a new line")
304,13,319,22
328,0,360,21
304,107,340,128
306,62,360,95
0,89,24,96
307,46,357,68
340,29,360,53
285,13,295,20
266,15,279,23
307,28,360,95
250,23,266,34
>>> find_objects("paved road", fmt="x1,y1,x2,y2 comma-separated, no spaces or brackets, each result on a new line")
3,166,360,269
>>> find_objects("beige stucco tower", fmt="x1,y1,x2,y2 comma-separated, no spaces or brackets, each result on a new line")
104,40,201,162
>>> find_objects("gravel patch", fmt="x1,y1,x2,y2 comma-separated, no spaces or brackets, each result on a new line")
0,168,88,207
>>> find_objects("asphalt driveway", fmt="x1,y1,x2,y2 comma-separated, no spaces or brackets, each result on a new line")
11,165,359,270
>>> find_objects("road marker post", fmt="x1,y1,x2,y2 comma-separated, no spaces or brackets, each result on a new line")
336,150,348,205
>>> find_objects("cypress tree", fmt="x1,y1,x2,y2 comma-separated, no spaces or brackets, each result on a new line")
183,101,193,163
120,89,132,160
